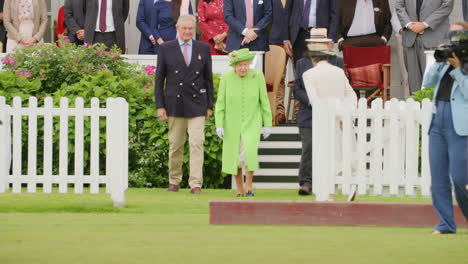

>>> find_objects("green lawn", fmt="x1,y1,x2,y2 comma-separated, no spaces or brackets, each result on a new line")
0,188,466,264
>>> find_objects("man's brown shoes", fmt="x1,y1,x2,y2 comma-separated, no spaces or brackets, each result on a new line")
167,184,179,192
191,187,201,194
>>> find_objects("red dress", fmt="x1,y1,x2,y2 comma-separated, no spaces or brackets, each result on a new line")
197,0,229,55
55,6,66,38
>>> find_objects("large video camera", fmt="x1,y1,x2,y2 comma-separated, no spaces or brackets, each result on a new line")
434,30,468,74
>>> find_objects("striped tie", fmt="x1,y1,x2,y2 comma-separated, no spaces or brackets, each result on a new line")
99,0,107,32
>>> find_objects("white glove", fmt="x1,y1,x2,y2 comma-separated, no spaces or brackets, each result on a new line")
262,127,272,139
216,127,224,139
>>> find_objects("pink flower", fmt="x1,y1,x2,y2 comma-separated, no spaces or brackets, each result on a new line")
64,38,71,43
145,65,156,76
96,51,103,55
24,72,31,78
104,51,109,55
3,56,15,65
83,43,89,48
99,67,107,71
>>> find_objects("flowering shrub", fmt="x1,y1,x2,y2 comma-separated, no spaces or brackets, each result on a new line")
1,43,225,188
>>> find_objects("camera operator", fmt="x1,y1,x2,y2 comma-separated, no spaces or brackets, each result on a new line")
423,22,468,235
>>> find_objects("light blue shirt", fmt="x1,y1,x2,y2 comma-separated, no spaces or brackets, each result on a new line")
178,38,193,65
305,0,317,28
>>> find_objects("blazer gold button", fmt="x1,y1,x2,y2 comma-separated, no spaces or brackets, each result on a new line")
177,94,181,98
193,94,197,98
179,83,183,86
195,72,199,75
192,83,195,86
175,70,178,74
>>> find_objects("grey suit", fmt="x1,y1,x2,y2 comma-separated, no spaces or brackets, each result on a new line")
64,0,86,44
396,0,454,94
463,0,468,21
84,0,129,53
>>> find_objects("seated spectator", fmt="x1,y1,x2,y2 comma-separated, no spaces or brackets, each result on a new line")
224,0,272,52
64,0,86,45
0,0,7,52
337,0,392,51
198,0,229,55
55,6,68,43
150,0,193,54
3,0,48,53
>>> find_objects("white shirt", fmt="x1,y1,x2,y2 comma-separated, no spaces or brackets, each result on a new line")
347,0,376,37
95,0,116,32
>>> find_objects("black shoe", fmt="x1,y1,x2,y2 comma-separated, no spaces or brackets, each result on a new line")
246,190,255,197
236,193,244,197
298,185,312,196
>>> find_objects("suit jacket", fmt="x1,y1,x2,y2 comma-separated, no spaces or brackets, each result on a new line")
155,40,214,118
224,0,272,52
424,62,468,136
64,0,86,44
293,56,344,128
396,0,454,48
464,0,468,22
337,0,392,42
284,0,338,44
136,0,156,54
0,0,6,51
3,0,48,42
84,0,129,52
269,0,286,45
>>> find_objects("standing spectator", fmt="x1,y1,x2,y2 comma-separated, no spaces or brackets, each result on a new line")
283,0,338,65
84,0,129,53
215,48,272,197
396,0,454,94
463,0,468,21
65,0,86,45
150,0,193,55
423,23,468,234
55,6,67,43
224,0,272,52
198,0,229,55
0,0,7,52
136,0,158,54
336,0,392,51
391,7,410,98
269,0,288,124
154,15,213,194
293,28,344,196
3,0,48,53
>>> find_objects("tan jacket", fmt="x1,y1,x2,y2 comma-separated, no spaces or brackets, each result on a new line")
3,0,48,42
303,60,357,105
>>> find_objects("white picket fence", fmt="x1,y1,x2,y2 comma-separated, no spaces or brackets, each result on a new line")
312,98,433,201
0,96,128,207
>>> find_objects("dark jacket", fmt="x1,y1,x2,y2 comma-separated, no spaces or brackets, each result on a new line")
84,0,129,52
284,0,338,44
224,0,272,52
0,0,6,52
136,0,156,54
293,56,344,128
154,40,214,118
64,0,86,44
337,0,392,41
269,0,286,45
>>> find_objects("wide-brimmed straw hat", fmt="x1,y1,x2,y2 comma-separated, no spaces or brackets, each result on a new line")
305,28,336,56
229,48,256,66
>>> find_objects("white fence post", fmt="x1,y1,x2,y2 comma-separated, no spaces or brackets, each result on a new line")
420,99,432,197
106,97,128,208
0,97,11,192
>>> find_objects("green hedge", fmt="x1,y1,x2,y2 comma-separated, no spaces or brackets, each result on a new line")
0,42,225,188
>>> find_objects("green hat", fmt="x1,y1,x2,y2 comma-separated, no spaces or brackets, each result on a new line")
229,48,256,66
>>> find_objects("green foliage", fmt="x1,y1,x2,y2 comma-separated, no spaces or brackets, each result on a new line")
0,43,224,188
411,88,434,103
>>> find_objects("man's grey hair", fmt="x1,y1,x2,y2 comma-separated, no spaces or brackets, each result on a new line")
176,15,197,27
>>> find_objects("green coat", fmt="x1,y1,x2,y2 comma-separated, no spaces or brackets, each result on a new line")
215,69,272,174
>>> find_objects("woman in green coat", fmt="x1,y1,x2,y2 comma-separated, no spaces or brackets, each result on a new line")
215,48,272,197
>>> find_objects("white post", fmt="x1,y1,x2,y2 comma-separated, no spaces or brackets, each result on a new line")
313,100,335,201
59,97,69,193
420,99,432,197
0,97,11,192
27,97,38,193
106,97,128,208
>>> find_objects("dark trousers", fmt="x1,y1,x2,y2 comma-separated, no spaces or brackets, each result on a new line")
429,101,468,233
93,31,117,51
298,127,312,188
292,29,310,66
0,24,6,53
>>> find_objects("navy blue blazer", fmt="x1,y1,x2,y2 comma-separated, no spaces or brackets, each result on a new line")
269,0,286,45
154,40,214,118
136,0,157,54
293,56,344,128
284,0,338,44
224,0,272,52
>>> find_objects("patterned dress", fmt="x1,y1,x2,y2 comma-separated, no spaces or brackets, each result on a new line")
198,0,229,55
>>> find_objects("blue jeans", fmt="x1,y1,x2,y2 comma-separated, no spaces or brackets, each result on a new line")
429,101,468,233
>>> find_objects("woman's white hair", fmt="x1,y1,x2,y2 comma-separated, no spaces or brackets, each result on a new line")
176,15,197,27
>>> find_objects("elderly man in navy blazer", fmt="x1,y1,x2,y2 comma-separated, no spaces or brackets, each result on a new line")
283,0,338,65
136,0,157,54
155,15,214,194
224,0,272,52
